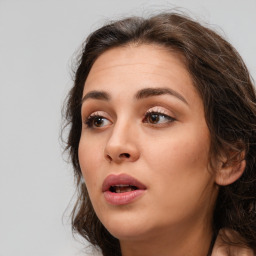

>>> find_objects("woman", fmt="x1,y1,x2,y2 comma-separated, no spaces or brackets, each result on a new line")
64,12,256,256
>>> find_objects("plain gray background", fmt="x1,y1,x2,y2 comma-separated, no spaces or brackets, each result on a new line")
0,0,255,255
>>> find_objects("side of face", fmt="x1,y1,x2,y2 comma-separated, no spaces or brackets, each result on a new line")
78,44,219,242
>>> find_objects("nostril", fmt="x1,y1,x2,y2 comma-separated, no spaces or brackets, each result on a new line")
106,155,112,162
120,153,130,158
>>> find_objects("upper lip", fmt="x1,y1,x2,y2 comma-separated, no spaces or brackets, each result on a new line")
102,173,147,192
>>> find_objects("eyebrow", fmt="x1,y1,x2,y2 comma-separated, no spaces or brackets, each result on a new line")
81,90,110,103
135,87,188,105
81,87,188,105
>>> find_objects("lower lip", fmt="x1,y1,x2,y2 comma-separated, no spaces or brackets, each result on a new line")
103,190,145,205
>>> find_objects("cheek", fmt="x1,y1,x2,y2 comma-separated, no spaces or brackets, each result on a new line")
78,136,105,191
150,133,210,172
143,128,214,219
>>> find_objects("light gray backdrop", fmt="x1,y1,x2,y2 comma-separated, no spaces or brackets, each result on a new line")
0,0,255,255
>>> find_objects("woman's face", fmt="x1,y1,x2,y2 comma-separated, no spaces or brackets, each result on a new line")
79,44,218,242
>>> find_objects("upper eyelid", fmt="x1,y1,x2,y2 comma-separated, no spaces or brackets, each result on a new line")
84,108,171,118
81,104,177,122
145,106,174,117
146,108,167,114
84,111,110,120
89,111,104,117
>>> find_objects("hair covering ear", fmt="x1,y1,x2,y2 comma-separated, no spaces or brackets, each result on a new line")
215,159,246,186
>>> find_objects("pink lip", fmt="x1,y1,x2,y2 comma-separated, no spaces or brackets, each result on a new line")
102,174,147,205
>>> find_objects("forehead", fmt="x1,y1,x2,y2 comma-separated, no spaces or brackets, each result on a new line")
86,44,187,80
83,44,199,105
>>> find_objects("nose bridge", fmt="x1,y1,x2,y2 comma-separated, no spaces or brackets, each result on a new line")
110,116,132,143
104,116,139,162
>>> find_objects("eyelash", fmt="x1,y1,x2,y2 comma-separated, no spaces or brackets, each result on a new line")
143,110,176,125
84,110,175,129
85,113,110,128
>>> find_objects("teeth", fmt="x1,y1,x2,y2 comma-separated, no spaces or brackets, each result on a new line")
110,185,137,193
116,187,132,193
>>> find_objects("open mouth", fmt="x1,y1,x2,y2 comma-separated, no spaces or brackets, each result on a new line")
102,174,146,193
103,174,146,205
109,185,138,193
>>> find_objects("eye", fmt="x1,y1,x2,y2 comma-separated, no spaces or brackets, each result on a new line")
143,111,175,125
85,114,111,128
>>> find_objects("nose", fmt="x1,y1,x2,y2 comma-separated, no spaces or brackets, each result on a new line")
104,122,140,164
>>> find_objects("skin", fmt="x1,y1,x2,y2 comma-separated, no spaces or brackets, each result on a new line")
212,229,255,256
78,44,227,256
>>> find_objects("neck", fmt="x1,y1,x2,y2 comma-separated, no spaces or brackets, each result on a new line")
120,218,213,256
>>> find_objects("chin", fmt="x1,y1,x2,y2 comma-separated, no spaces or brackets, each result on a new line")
108,225,150,242
100,210,152,241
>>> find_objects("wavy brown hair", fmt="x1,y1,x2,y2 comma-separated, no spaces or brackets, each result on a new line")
64,12,256,255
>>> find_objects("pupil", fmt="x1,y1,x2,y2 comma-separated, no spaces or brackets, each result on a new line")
94,117,104,127
149,114,159,123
